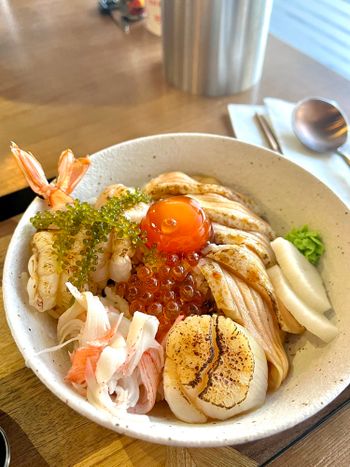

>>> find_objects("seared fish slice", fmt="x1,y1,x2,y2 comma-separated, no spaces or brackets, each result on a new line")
205,244,280,319
275,296,305,335
197,258,242,323
189,193,275,240
198,257,289,389
204,244,302,335
164,315,267,422
212,223,276,267
224,273,289,390
143,171,253,208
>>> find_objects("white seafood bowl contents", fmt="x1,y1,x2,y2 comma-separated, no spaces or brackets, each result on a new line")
3,133,350,446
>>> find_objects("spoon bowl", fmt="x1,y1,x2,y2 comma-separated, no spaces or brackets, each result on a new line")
292,97,348,153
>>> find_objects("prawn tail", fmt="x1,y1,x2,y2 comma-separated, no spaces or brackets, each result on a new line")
57,149,90,195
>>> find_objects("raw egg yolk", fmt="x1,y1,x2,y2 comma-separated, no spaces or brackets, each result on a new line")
140,196,212,253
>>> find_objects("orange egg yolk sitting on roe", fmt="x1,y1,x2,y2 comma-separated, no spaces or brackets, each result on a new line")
140,196,212,253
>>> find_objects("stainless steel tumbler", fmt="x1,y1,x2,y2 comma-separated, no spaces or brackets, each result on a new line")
162,0,273,96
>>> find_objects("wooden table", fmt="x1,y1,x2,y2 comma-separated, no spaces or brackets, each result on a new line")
1,1,349,465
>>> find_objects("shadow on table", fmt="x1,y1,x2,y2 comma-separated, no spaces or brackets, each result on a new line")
0,410,49,467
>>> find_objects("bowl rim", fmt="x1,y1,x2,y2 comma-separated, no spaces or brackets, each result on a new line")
3,132,350,447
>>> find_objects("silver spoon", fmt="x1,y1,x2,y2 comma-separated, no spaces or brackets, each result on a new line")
292,97,350,166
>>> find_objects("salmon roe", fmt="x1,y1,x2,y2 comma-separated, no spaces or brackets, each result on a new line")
140,196,212,253
115,253,215,339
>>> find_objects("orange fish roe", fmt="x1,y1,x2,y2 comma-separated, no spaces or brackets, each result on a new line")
115,252,215,339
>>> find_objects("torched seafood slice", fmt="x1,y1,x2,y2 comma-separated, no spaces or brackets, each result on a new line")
212,223,276,268
28,231,83,313
164,315,267,421
189,193,275,240
198,257,289,390
204,242,303,333
224,274,289,390
196,315,267,420
163,358,207,423
28,229,134,314
205,243,303,336
95,184,150,223
166,315,217,396
205,244,282,326
197,258,242,323
28,231,60,312
275,297,305,335
143,171,253,208
95,184,130,209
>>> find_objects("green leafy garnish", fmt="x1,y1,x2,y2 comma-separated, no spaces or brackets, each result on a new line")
285,225,325,265
31,189,150,289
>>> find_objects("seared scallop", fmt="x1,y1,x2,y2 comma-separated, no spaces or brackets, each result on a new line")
164,315,267,422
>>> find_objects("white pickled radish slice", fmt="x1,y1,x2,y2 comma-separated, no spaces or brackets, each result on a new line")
271,237,330,313
268,265,338,343
163,358,207,424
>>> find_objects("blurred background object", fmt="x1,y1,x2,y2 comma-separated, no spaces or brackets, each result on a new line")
145,0,161,36
99,0,144,32
162,0,273,96
270,0,350,80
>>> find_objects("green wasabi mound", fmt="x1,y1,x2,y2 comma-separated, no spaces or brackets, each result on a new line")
285,225,325,265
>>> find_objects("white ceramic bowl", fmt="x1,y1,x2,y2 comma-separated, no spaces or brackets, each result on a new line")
3,133,350,447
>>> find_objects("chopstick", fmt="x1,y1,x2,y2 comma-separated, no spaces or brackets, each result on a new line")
254,113,284,154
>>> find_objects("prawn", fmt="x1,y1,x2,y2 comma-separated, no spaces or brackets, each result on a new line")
11,142,90,209
12,143,91,313
94,184,150,286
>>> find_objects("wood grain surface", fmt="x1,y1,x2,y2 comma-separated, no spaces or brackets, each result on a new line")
1,219,349,467
1,1,350,465
1,0,350,198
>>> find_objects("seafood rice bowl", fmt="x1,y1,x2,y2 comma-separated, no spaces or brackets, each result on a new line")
3,133,350,446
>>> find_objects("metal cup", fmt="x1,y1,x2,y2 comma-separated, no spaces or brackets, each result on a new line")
162,0,273,96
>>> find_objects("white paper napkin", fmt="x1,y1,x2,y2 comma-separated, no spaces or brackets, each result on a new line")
228,98,350,207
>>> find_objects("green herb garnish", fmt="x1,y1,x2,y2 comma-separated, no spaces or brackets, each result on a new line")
31,189,150,288
285,225,325,265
